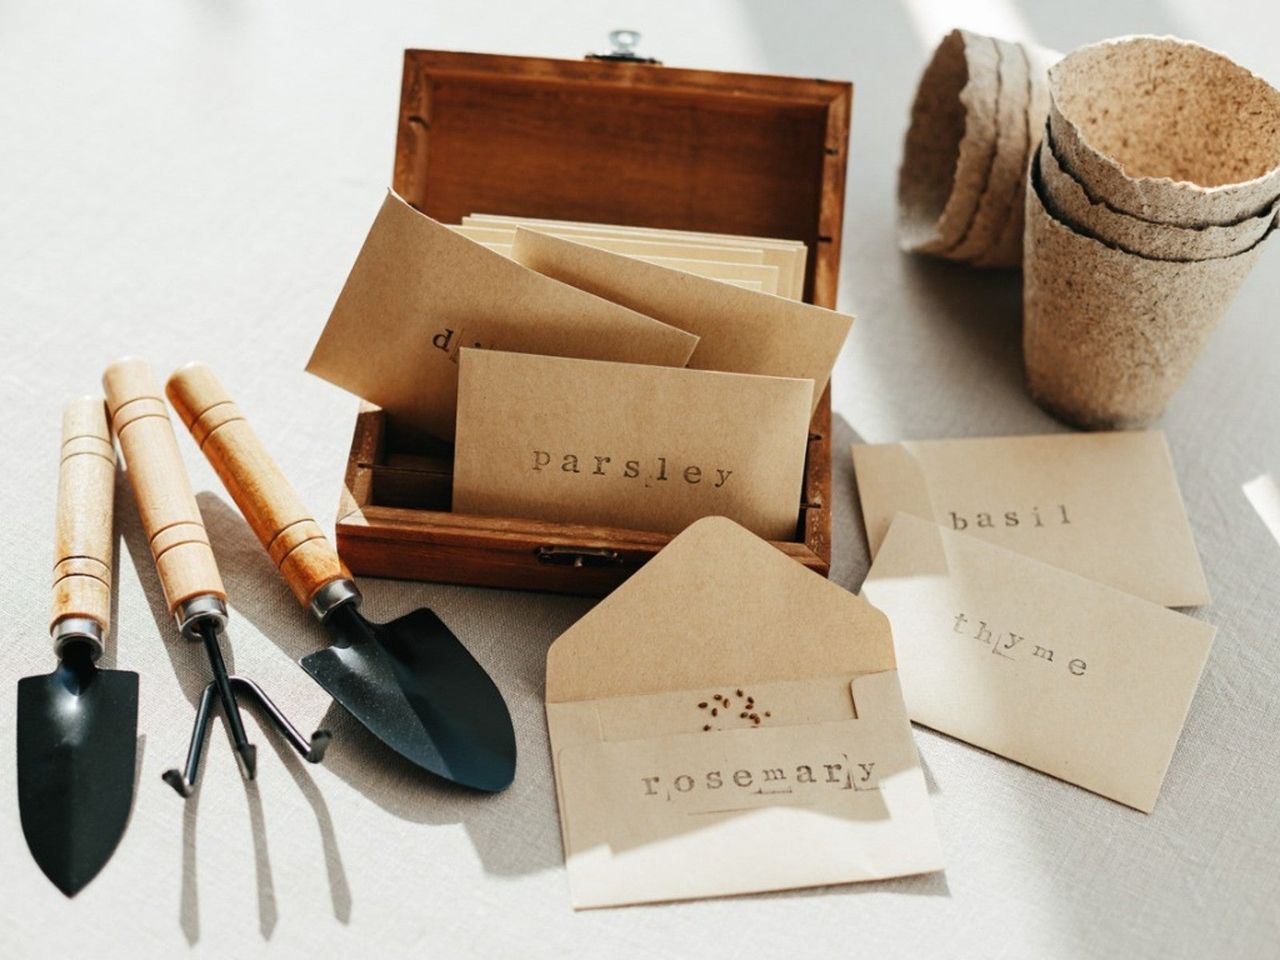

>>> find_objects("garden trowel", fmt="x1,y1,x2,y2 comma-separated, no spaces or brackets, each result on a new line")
17,397,138,897
166,362,515,792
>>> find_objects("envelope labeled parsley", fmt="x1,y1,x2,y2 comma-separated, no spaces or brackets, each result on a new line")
453,350,813,539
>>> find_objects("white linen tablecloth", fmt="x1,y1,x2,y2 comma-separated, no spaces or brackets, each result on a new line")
2,2,1277,956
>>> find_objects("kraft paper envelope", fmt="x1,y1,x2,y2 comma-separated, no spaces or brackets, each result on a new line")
851,431,1210,607
455,224,781,293
509,229,851,414
448,224,768,264
861,514,1215,813
471,242,772,291
477,215,809,301
623,256,779,293
305,191,700,441
464,214,807,299
547,517,944,908
452,350,812,540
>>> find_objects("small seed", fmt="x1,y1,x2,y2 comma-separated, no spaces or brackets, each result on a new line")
698,702,708,709
711,708,718,716
764,711,771,718
739,712,748,719
752,717,761,725
703,724,711,732
713,694,722,701
736,689,744,697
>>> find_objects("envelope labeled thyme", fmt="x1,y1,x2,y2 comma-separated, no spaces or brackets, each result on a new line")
452,350,813,539
851,431,1210,607
861,514,1215,813
546,517,944,909
305,191,699,442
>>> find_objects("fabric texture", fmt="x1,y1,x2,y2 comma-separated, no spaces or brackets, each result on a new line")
1,2,1277,957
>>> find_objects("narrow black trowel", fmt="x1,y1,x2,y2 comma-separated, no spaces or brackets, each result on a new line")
167,362,516,792
18,397,139,897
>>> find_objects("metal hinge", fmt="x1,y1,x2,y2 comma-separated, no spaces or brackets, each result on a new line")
537,545,625,568
586,29,662,65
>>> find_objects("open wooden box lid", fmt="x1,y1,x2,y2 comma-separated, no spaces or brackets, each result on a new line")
336,47,853,595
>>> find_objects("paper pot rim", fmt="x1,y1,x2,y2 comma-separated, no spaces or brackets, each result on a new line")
945,36,1031,263
1036,136,1280,262
1048,100,1280,211
1047,35,1280,204
1043,121,1280,230
1031,144,1279,266
896,29,1000,253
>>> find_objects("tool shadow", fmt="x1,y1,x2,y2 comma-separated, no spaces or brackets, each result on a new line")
196,491,589,879
117,474,347,938
176,706,351,945
830,413,873,593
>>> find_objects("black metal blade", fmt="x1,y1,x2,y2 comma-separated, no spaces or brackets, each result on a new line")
301,605,516,792
17,665,139,897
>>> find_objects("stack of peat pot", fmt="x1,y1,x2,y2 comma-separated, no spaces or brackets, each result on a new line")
898,33,1280,429
1024,36,1280,428
897,29,1062,269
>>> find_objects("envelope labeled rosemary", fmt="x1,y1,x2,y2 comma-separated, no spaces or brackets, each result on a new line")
852,430,1210,607
452,350,813,539
547,517,944,908
861,513,1215,813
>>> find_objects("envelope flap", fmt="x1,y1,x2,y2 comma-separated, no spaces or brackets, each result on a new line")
546,517,895,703
305,191,700,441
510,229,853,414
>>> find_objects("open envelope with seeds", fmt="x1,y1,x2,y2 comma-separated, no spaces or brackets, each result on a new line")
545,517,944,908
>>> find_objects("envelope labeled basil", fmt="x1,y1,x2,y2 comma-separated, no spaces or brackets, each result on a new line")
852,431,1210,607
306,191,699,442
452,350,813,539
546,517,944,909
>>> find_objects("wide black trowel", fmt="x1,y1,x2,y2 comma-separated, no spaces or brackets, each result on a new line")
167,362,516,792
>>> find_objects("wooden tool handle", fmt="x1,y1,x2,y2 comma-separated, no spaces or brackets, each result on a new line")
166,362,350,609
50,396,116,644
103,357,226,615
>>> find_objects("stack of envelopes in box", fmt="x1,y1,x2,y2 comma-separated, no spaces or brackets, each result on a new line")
307,192,853,544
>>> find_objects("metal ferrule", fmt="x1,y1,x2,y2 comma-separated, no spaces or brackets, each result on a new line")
175,595,229,640
308,578,362,621
51,616,105,660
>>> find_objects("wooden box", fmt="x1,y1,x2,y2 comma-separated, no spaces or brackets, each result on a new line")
335,48,852,595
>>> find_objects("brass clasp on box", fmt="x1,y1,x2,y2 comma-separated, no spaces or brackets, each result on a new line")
587,29,662,65
537,546,625,569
